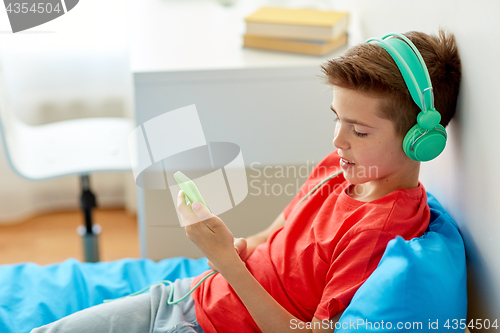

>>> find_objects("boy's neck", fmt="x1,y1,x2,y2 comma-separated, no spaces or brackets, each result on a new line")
348,161,421,202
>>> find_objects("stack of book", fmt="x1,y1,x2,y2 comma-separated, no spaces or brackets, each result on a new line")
243,7,349,56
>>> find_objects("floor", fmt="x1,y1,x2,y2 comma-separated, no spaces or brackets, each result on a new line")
0,208,140,266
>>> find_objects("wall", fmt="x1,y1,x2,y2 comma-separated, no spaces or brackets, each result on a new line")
329,0,499,329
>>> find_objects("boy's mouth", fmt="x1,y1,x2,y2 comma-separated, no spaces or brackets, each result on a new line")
341,158,355,165
340,157,355,170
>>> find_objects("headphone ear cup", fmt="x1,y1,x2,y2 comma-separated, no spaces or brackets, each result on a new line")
403,123,447,162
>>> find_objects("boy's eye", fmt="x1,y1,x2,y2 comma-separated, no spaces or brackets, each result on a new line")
333,115,367,138
352,128,368,138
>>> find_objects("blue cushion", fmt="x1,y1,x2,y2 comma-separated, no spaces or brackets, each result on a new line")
336,192,467,332
0,257,210,333
0,192,467,333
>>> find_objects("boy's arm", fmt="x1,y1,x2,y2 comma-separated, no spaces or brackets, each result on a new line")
219,258,337,333
232,212,341,332
179,196,336,333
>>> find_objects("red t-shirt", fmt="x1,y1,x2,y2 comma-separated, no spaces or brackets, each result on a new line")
191,150,430,332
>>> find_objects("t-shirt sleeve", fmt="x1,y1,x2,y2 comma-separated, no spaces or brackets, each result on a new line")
283,151,341,220
314,229,396,320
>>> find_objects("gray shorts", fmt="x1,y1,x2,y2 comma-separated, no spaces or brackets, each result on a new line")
31,277,204,333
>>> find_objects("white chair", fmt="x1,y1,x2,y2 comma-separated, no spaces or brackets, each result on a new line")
0,69,133,262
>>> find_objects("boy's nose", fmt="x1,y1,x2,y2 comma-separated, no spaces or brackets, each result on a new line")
332,123,349,150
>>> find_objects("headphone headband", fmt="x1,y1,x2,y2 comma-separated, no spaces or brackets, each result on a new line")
366,33,432,112
365,33,446,161
382,33,432,87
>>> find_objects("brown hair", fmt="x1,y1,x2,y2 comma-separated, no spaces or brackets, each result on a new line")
320,30,461,138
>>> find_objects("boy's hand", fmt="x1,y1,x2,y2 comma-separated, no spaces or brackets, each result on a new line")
234,234,267,262
208,233,264,271
177,191,241,272
205,238,247,271
233,237,248,260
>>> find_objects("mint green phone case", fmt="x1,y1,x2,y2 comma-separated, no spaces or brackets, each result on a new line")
174,171,209,211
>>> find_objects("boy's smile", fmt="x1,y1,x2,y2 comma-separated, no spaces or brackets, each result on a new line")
331,86,420,201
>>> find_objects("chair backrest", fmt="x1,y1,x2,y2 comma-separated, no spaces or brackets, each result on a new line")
0,64,30,179
0,64,133,181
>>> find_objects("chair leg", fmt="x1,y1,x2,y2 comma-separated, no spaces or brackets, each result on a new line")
78,175,100,262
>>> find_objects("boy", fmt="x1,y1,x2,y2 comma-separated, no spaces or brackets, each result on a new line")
32,30,461,333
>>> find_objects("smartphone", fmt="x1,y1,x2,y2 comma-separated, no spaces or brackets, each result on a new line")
174,171,210,212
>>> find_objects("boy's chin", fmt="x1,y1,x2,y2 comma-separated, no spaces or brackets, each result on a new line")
341,164,380,183
343,175,372,185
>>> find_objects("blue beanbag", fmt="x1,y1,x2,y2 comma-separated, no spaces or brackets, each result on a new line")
0,257,210,333
0,193,466,333
336,192,467,332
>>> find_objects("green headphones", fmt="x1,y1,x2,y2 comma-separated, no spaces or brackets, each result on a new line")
365,33,446,162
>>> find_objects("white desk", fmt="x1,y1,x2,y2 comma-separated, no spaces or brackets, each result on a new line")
131,0,347,260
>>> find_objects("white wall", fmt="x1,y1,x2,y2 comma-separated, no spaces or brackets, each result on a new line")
329,0,499,327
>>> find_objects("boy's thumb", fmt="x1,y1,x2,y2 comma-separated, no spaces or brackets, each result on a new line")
191,201,212,221
192,201,202,211
234,237,247,253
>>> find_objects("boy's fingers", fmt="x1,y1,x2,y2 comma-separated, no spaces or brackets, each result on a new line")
234,238,248,260
234,238,247,252
177,190,203,225
176,191,188,213
177,191,194,215
191,201,213,221
191,201,222,233
177,191,217,229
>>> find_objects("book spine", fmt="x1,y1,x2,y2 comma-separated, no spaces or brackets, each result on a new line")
243,33,348,56
246,22,345,41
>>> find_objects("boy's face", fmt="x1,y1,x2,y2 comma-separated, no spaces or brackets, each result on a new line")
331,86,415,188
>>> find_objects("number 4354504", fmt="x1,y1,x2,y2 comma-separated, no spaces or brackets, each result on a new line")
445,319,498,330
6,3,62,14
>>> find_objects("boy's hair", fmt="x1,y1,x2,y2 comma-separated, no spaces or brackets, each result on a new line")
320,30,461,138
